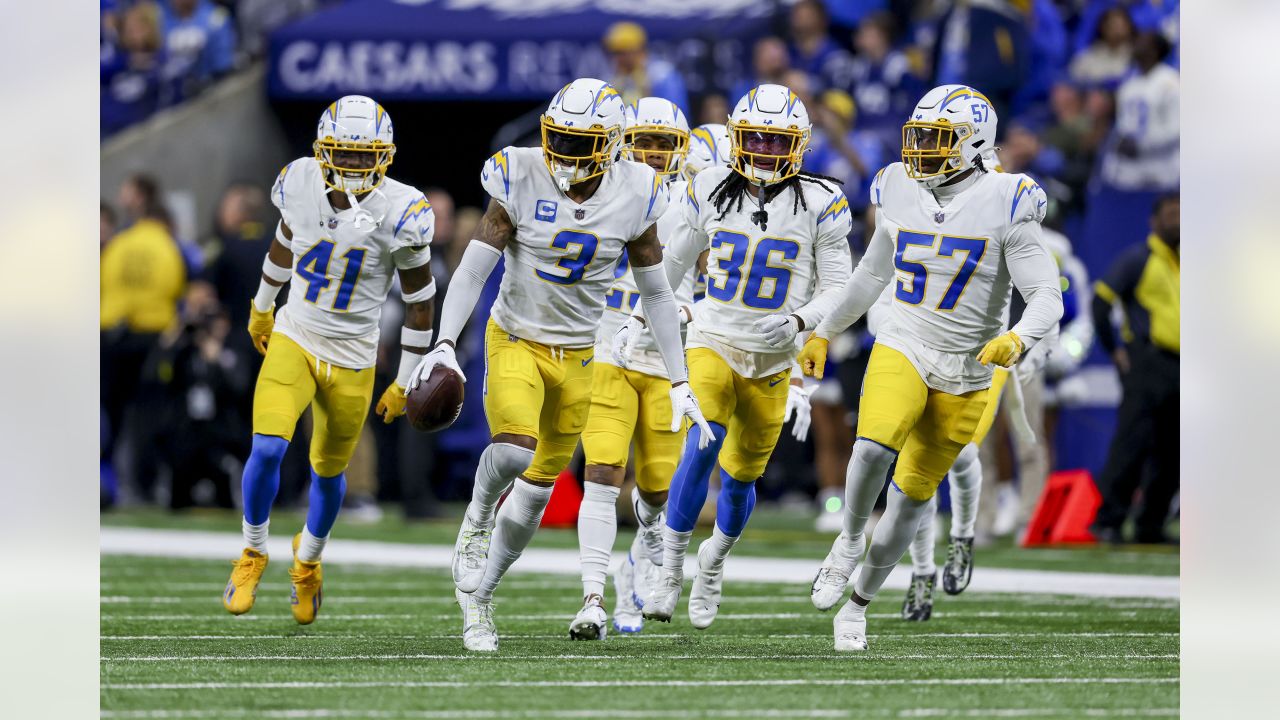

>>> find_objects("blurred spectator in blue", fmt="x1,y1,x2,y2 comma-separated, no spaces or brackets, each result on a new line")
101,2,170,136
932,0,1029,118
697,92,731,126
807,89,884,206
1099,32,1178,192
1072,0,1178,56
1041,82,1102,215
603,22,688,118
844,11,923,149
730,37,791,108
787,0,854,93
162,0,237,93
824,0,889,30
1012,0,1068,116
1068,6,1135,89
196,183,272,358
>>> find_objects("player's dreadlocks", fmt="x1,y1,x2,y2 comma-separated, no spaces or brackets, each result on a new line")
708,169,845,231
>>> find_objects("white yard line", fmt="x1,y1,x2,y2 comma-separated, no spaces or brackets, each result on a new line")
103,677,1178,691
102,653,1178,663
101,527,1180,599
99,631,1178,641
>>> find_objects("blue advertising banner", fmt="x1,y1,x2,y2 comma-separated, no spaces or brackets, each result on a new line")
268,0,777,102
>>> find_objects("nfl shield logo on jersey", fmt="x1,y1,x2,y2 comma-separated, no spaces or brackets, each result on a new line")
933,211,945,224
574,209,586,220
327,216,339,229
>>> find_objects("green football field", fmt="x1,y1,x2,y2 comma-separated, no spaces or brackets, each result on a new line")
101,508,1179,719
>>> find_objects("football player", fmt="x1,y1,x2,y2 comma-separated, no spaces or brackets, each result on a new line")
614,84,854,628
407,78,712,652
222,96,436,624
801,85,1063,651
574,97,694,640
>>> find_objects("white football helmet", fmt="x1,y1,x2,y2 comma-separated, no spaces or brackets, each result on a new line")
540,78,627,192
313,95,394,194
685,123,730,178
902,84,999,188
622,97,690,179
727,84,811,186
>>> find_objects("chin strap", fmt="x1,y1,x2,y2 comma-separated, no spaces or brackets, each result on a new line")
750,182,769,231
345,188,378,231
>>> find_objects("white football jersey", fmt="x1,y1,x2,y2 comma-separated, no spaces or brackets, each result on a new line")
481,146,668,348
270,157,433,369
667,166,853,378
595,179,702,378
862,162,1053,393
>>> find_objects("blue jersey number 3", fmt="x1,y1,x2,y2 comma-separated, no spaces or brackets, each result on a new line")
536,230,600,285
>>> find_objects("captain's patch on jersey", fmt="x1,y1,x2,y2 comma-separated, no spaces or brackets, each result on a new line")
535,199,558,223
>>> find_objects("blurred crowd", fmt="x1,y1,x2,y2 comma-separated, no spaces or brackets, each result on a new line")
101,0,1180,544
100,0,331,136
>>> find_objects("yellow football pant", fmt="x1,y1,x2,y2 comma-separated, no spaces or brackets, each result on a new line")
580,362,686,494
857,344,990,501
483,319,595,484
687,347,791,480
252,334,375,477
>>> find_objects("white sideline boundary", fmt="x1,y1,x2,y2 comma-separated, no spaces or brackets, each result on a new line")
100,527,1180,599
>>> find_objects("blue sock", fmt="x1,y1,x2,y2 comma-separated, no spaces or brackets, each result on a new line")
305,469,347,538
242,434,289,525
666,422,726,533
715,472,757,537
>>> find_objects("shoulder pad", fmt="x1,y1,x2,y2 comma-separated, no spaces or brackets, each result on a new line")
868,163,901,208
391,191,434,249
271,157,317,212
816,187,851,228
639,165,669,224
480,147,517,205
1008,174,1047,224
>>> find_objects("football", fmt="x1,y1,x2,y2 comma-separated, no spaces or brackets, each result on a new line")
405,365,465,433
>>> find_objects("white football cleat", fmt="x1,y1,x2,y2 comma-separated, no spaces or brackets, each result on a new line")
811,531,865,611
833,599,868,652
569,594,608,641
611,557,643,634
642,570,682,622
633,505,665,566
630,552,660,611
687,540,724,630
452,515,492,593
455,588,498,652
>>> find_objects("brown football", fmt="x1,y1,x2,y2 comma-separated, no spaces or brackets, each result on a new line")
405,365,465,433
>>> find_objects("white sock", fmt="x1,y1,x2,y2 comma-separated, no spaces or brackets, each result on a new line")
844,440,897,538
296,525,326,563
705,525,739,568
474,479,553,602
632,487,664,526
950,443,982,539
909,496,938,576
662,526,694,579
854,486,931,601
466,443,534,527
578,482,621,599
242,519,269,553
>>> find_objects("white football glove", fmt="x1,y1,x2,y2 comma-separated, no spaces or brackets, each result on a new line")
610,316,646,368
669,383,715,448
751,314,801,349
783,381,814,442
408,342,466,390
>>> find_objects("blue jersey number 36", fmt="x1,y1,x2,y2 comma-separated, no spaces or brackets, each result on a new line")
706,231,799,310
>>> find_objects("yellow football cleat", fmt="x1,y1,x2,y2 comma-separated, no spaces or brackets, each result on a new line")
223,548,268,615
289,533,324,625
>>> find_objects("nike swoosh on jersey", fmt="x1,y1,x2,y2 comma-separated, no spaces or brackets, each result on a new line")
582,357,594,367
768,377,785,387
